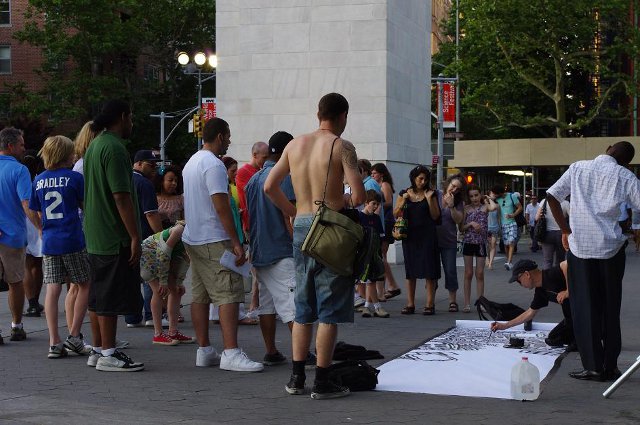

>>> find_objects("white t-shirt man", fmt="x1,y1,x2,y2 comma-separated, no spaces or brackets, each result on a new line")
182,149,230,245
525,202,540,227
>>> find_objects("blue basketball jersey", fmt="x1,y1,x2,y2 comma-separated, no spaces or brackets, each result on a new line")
29,168,85,255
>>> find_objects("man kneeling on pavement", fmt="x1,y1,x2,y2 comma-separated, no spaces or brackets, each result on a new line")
490,259,575,350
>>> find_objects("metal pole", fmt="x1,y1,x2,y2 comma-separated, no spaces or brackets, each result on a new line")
159,112,166,173
437,74,445,190
197,68,203,150
603,354,640,398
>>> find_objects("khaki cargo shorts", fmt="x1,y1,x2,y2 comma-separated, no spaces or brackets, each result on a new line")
184,241,244,306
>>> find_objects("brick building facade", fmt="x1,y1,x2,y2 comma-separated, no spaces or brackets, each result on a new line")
0,0,46,95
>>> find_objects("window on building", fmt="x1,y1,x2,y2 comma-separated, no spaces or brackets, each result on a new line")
0,0,10,26
0,46,10,74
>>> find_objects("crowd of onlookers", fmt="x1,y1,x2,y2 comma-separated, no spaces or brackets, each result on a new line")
1,93,638,396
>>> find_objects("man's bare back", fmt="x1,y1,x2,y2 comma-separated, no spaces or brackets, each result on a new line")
284,130,360,215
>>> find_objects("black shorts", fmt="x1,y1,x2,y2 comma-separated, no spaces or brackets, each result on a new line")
462,242,486,258
88,246,143,316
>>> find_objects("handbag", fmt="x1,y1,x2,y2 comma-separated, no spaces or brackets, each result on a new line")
534,201,548,243
392,202,408,240
301,138,364,277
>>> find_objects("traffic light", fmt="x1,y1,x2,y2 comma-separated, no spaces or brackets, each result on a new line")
465,172,476,185
193,112,203,138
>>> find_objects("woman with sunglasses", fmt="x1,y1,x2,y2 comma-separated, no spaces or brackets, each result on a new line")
394,165,441,315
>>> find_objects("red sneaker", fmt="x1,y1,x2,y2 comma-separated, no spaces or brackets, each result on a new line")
153,333,179,346
168,331,195,344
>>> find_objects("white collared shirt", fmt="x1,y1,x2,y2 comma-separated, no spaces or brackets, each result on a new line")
547,155,640,259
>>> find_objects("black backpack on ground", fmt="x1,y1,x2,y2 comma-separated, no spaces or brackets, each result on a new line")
327,360,379,391
475,296,532,330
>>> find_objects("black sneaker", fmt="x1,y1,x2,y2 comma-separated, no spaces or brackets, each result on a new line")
285,374,306,395
305,351,317,369
10,327,27,341
263,351,287,366
311,380,350,400
24,305,43,317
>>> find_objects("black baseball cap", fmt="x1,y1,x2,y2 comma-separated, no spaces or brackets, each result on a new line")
134,150,160,163
508,259,538,283
268,131,293,155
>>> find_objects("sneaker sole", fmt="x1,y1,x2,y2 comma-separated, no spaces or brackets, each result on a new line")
153,340,179,346
48,353,68,359
374,314,390,318
310,390,350,400
219,365,264,372
285,385,305,395
95,364,144,372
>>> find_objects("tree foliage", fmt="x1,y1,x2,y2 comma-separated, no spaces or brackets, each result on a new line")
6,0,216,160
434,0,640,138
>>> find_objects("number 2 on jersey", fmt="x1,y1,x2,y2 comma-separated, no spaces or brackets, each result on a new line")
45,191,63,219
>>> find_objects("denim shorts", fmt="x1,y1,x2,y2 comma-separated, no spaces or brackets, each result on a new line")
293,215,354,324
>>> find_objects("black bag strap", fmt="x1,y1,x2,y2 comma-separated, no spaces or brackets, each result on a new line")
316,137,340,208
475,297,490,321
539,199,547,218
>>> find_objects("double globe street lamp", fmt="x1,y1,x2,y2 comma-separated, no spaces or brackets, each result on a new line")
177,51,217,149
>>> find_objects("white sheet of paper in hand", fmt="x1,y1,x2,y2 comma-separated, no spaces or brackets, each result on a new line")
219,250,252,277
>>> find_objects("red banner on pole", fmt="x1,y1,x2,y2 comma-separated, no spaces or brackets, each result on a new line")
201,98,217,121
442,83,456,128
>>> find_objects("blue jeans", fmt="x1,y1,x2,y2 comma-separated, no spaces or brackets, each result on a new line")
439,247,459,292
125,280,153,324
292,216,354,324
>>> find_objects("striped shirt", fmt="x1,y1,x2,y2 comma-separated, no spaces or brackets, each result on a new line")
547,155,640,259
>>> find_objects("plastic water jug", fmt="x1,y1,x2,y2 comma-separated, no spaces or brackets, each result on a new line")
511,357,540,401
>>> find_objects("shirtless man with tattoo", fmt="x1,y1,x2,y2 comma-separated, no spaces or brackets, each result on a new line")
265,93,365,399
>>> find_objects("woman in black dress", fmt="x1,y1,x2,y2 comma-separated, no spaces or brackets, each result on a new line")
393,165,441,315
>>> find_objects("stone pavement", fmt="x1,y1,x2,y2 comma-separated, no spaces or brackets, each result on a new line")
1,239,639,424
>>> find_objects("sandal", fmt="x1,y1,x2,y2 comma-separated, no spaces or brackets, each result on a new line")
463,305,471,313
384,289,402,300
239,317,259,325
448,302,459,313
400,306,415,315
423,306,435,316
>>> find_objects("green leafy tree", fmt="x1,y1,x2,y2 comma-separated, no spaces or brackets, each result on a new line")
7,0,216,161
434,0,640,138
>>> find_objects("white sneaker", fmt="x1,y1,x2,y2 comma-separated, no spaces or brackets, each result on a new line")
196,347,221,367
354,295,365,308
87,350,101,367
95,350,144,372
144,319,169,328
126,321,143,328
504,262,513,271
219,349,264,372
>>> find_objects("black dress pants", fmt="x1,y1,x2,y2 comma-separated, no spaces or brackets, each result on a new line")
566,244,626,372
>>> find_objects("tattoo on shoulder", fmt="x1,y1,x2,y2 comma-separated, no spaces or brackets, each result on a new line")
341,140,358,169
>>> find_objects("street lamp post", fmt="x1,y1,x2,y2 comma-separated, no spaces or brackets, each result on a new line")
177,51,217,150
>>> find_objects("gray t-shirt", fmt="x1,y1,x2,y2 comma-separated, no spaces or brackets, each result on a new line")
436,190,463,249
